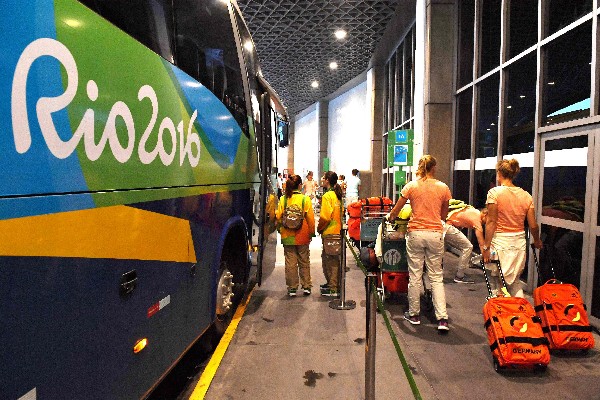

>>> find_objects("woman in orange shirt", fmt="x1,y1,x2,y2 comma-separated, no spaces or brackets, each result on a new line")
389,155,452,331
482,159,543,298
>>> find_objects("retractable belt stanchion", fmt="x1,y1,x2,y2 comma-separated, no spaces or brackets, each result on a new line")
365,273,377,400
329,223,356,310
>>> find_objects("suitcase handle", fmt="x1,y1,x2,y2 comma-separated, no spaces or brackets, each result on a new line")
479,259,509,299
530,244,557,284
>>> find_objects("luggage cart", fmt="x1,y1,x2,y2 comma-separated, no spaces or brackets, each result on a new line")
375,218,409,302
359,206,391,248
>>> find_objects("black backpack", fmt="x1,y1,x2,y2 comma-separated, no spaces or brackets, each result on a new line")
282,196,305,230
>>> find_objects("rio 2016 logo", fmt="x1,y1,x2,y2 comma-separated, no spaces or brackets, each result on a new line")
11,38,201,166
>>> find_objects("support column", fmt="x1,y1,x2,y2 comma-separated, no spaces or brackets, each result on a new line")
423,0,456,185
370,66,385,198
287,120,295,172
317,101,329,179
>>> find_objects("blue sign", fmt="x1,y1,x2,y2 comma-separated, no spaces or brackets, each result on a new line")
395,130,408,143
394,145,408,164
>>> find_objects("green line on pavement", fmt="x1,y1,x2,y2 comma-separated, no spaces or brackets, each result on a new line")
345,236,423,400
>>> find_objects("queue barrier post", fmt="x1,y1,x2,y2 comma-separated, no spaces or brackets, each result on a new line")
365,273,377,400
329,225,356,310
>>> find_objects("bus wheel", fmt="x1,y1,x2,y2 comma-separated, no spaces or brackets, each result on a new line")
215,261,235,333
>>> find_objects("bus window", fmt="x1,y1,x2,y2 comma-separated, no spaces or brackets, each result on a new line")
174,0,249,136
79,0,174,62
234,9,261,124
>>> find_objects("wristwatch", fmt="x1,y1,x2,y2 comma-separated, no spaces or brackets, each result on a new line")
482,245,489,251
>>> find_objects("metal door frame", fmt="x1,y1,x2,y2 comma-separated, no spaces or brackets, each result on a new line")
537,123,598,324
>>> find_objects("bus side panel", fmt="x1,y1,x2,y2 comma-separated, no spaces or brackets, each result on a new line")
0,189,252,399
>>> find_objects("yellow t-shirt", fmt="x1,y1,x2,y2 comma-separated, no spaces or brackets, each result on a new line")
400,178,452,232
319,190,343,236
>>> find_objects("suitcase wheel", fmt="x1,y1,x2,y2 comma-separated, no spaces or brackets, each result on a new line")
534,364,548,373
493,357,503,373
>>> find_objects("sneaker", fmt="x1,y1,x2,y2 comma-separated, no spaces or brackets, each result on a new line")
403,312,420,325
288,288,297,297
438,319,450,331
321,288,339,297
320,283,329,289
303,287,311,296
454,275,475,284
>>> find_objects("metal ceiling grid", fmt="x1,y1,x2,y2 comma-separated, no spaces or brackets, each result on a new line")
237,0,398,115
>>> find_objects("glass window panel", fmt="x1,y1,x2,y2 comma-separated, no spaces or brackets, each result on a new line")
404,33,413,123
509,0,538,59
458,0,475,87
541,135,587,222
395,50,403,127
474,169,497,209
480,0,502,76
592,237,600,318
512,166,533,195
540,224,583,287
80,0,175,62
455,89,473,160
453,170,470,203
542,21,592,126
504,53,536,156
546,0,592,37
174,0,248,134
476,74,499,158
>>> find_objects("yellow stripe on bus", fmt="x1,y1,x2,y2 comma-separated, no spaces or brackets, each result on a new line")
0,205,196,262
189,288,254,400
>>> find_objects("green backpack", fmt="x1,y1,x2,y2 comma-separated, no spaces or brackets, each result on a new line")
282,196,305,230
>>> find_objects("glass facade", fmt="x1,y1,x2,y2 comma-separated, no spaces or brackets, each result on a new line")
383,26,416,132
382,25,416,199
542,21,592,126
454,3,598,301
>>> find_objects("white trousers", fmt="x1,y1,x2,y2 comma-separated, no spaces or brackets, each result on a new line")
491,231,526,297
406,230,447,320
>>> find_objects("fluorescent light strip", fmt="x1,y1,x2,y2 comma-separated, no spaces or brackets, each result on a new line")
544,147,588,167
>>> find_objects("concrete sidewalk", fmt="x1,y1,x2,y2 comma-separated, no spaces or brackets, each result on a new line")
204,235,600,400
205,235,424,399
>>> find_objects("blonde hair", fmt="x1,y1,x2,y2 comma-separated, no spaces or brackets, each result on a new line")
496,159,520,180
416,155,437,178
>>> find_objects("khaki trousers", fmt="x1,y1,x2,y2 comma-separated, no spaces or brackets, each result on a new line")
321,250,340,291
284,245,311,289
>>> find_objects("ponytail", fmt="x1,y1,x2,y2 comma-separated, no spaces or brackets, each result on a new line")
324,171,343,201
416,155,437,178
285,175,302,198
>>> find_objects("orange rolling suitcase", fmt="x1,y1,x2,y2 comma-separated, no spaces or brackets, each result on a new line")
481,259,550,372
531,248,595,351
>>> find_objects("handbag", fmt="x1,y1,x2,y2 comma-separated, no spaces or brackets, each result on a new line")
323,234,342,256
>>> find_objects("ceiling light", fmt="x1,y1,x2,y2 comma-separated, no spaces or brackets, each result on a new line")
334,30,347,40
548,81,555,85
311,80,319,88
519,95,525,98
506,105,512,109
329,62,338,70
